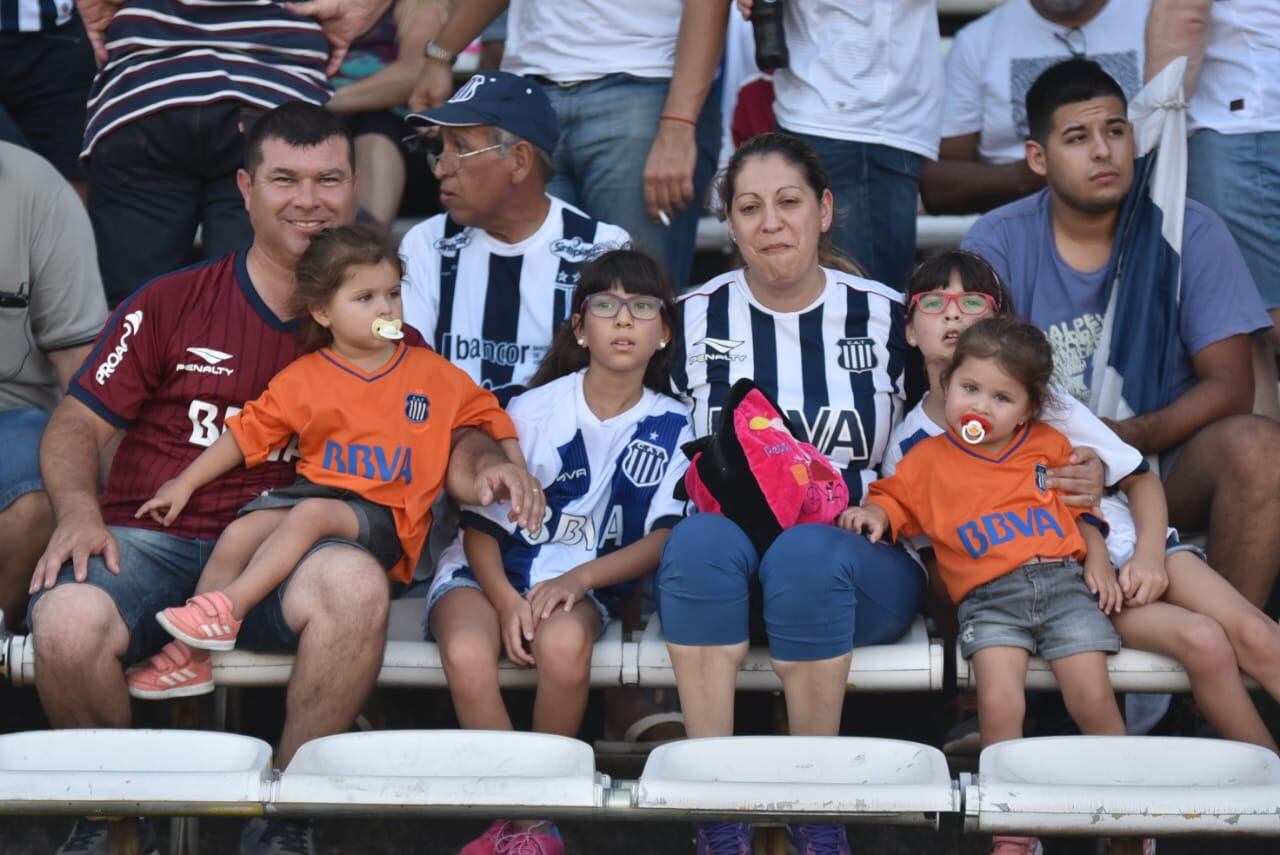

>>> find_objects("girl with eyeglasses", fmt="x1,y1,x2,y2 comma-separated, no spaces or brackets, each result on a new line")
426,248,693,855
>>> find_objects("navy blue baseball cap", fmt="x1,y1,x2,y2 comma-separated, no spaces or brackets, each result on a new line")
406,71,559,155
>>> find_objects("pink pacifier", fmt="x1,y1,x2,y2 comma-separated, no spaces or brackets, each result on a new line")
959,413,991,445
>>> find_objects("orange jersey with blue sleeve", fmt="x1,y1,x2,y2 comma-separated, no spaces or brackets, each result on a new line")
865,422,1105,603
227,343,517,583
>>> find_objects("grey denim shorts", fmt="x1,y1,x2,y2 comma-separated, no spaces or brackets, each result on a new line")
957,558,1121,662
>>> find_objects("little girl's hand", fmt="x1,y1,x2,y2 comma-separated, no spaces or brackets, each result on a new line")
837,507,885,542
1084,560,1123,615
527,574,588,623
134,479,192,526
498,596,536,666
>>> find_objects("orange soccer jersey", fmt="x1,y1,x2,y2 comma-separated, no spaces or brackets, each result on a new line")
865,422,1104,603
227,343,516,582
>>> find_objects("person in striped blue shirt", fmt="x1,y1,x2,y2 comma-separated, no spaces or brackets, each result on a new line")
657,133,926,855
0,0,95,196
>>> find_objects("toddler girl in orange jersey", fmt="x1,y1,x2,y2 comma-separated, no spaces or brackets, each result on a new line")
842,317,1127,847
125,224,517,698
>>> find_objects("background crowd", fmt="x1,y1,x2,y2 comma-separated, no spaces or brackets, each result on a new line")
2,1,1280,854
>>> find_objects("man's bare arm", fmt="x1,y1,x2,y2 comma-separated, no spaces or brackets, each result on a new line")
1145,0,1213,92
919,134,1045,215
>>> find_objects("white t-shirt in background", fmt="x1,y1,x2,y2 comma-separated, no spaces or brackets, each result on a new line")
772,0,943,159
1188,0,1280,135
501,0,683,82
942,0,1148,164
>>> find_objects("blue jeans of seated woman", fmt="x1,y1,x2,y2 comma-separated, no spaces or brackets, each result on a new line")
656,514,925,661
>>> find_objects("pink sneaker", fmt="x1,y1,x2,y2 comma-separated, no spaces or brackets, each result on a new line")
457,820,510,855
126,640,213,699
991,837,1042,855
157,591,241,650
494,822,563,855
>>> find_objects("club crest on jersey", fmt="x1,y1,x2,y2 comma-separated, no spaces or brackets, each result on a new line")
621,440,669,488
689,337,746,364
95,310,144,385
835,337,876,373
549,236,598,263
434,230,473,258
404,392,430,425
1035,462,1049,495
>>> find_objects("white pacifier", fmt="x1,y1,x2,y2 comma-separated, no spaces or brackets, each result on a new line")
372,318,404,341
959,413,991,445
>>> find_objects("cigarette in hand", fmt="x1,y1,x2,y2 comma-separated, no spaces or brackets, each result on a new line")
658,210,671,228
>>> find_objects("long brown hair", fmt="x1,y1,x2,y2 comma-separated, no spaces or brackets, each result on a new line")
715,132,866,277
529,247,679,395
291,224,404,351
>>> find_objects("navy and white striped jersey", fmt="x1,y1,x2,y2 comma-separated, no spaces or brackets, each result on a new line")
1,0,71,32
429,370,693,613
401,195,628,403
672,267,908,504
81,0,331,157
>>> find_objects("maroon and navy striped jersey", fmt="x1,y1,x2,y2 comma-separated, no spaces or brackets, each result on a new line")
71,252,307,540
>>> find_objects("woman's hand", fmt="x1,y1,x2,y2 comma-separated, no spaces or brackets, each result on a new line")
1047,446,1105,509
837,505,888,542
497,592,536,666
527,571,590,623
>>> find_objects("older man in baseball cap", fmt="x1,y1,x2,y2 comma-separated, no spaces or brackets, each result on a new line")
401,71,629,404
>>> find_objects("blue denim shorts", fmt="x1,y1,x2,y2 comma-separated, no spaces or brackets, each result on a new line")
422,570,611,642
26,527,371,664
957,558,1121,662
0,407,49,511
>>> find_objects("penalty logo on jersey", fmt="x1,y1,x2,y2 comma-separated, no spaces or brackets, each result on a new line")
621,439,669,488
836,337,877,373
404,392,430,425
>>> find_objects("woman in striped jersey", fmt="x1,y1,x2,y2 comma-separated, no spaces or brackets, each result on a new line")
656,133,926,855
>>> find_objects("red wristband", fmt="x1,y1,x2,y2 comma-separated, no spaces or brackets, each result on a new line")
659,114,697,127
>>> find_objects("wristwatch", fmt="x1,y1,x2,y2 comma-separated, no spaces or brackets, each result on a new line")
422,39,457,64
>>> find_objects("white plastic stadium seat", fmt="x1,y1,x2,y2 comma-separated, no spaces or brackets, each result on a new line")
208,596,627,688
636,615,943,691
272,730,607,815
953,643,1262,693
965,736,1280,836
0,729,272,816
634,736,958,826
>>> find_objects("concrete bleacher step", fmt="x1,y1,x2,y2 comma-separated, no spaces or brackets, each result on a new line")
636,615,943,691
633,736,959,825
0,729,272,816
964,736,1280,836
272,730,608,816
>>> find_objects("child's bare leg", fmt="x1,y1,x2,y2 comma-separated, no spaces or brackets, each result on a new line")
1049,651,1126,735
220,499,358,619
971,646,1031,746
531,598,601,738
193,510,288,596
430,587,511,730
1112,599,1276,750
1162,551,1280,710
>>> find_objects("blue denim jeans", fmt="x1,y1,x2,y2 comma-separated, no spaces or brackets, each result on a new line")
540,74,721,291
781,131,921,293
656,514,925,661
1187,129,1280,309
0,407,48,511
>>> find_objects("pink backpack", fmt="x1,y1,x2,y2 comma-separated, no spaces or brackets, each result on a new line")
678,379,849,553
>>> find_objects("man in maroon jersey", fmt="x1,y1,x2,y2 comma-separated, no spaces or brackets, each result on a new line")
25,102,541,854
